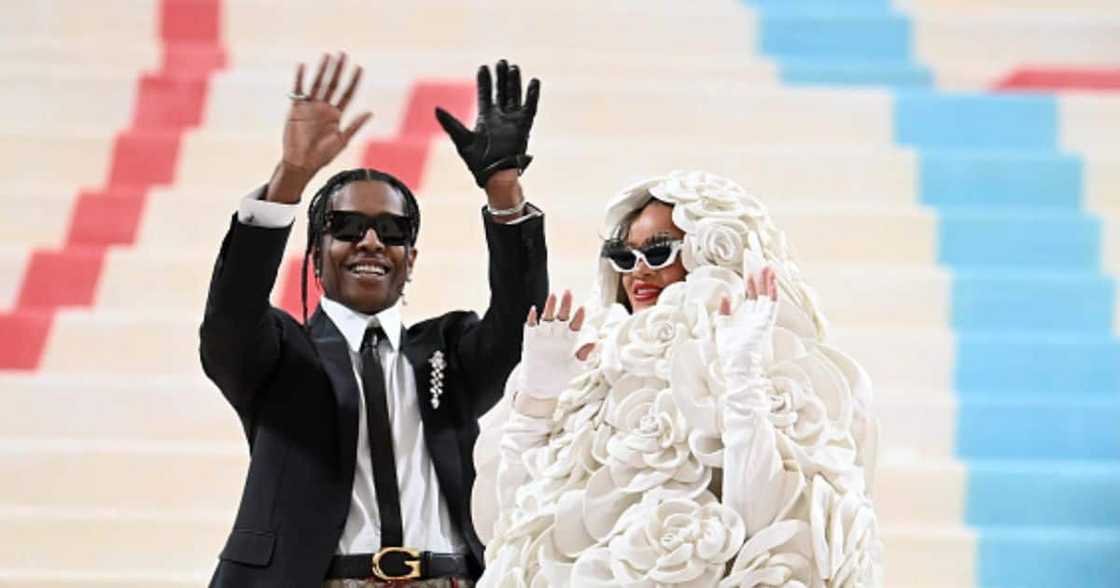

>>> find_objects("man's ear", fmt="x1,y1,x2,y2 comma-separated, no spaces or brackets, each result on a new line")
406,246,418,280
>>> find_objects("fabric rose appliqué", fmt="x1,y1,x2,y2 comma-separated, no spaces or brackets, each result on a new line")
720,519,817,587
681,218,751,272
601,379,707,495
808,476,881,587
572,493,746,587
602,304,705,381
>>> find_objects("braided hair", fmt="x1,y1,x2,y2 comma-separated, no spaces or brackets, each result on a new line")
301,168,421,326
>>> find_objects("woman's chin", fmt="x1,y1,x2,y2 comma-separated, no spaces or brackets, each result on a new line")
628,297,657,312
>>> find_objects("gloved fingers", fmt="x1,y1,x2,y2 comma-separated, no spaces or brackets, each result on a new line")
476,65,494,113
434,107,473,147
494,59,510,113
764,282,780,324
506,64,522,110
524,78,541,123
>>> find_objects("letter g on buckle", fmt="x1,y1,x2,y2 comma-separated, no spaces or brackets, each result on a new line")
371,547,422,581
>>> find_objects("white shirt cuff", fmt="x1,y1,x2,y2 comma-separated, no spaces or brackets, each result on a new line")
237,187,298,228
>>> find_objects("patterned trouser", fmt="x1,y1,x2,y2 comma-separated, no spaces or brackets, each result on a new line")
323,578,473,588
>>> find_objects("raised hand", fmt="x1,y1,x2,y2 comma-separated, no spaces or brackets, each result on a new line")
518,290,591,401
716,267,780,379
435,59,541,189
267,52,372,204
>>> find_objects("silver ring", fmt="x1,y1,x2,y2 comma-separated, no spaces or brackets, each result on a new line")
288,91,311,101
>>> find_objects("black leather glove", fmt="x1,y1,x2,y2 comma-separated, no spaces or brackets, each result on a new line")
435,59,541,188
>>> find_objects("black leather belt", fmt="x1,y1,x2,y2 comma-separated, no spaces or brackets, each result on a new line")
327,548,470,581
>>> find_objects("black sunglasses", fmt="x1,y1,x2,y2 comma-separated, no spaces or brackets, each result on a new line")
600,238,684,273
326,211,413,246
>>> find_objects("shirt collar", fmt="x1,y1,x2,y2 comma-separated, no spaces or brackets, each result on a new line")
320,296,403,353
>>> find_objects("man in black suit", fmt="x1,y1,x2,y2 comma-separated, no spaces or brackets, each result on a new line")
200,53,547,587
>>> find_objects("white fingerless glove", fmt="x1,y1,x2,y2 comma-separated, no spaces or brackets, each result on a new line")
517,320,586,401
715,294,778,383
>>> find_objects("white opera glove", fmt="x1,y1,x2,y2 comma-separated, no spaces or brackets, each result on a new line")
517,318,587,401
716,293,805,536
715,292,778,386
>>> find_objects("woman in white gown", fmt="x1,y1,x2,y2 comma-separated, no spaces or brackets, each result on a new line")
472,171,883,587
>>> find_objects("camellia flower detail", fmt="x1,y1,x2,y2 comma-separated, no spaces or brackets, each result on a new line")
601,303,708,382
721,519,817,587
681,218,750,272
571,494,746,586
600,379,709,497
472,171,883,587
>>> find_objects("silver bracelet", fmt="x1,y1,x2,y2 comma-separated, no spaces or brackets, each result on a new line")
486,199,528,217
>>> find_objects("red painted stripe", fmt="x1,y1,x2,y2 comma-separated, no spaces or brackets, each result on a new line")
364,82,476,195
66,190,149,246
16,248,106,309
363,137,432,191
277,82,475,320
0,312,54,372
995,67,1120,92
0,0,225,369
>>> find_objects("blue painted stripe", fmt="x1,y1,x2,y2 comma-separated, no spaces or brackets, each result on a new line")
742,1,1120,584
956,333,1120,395
744,0,926,87
966,461,1120,526
977,527,1120,586
758,13,914,60
951,271,1115,332
896,92,1060,150
937,210,1101,269
957,398,1120,459
920,151,1083,208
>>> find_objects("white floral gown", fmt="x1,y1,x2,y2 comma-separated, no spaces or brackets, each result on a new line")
472,172,883,587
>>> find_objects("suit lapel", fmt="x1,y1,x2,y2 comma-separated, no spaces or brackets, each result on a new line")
402,327,464,500
309,309,360,478
310,312,465,519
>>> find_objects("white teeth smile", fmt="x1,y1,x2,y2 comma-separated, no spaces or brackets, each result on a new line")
350,264,389,276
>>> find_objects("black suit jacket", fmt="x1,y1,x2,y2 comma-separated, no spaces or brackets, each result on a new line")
199,209,547,587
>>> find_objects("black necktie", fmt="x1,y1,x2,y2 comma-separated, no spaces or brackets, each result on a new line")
359,325,404,548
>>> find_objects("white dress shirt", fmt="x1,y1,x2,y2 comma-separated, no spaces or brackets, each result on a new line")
237,194,467,554
318,297,464,555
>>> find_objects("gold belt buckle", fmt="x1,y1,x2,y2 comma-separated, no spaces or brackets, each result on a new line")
371,546,422,581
